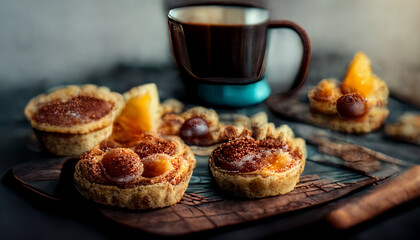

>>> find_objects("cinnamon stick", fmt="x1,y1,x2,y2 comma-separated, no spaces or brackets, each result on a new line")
326,165,420,229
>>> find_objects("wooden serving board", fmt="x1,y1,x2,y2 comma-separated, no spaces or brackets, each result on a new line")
11,130,407,236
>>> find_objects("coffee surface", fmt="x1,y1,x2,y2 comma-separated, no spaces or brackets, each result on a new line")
170,22,267,81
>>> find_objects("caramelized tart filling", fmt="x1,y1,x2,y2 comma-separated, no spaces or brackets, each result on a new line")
141,154,175,178
33,96,114,126
312,79,342,102
212,138,301,173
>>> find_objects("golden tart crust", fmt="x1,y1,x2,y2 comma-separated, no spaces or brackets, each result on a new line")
24,84,124,156
74,135,196,210
209,125,306,199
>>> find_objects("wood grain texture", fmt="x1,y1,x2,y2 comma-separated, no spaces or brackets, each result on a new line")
11,128,413,236
326,165,420,229
12,157,376,235
99,174,376,235
299,130,410,179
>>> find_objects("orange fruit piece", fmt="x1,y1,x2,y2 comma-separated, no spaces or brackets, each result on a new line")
118,94,152,134
341,52,375,97
141,154,174,178
115,84,160,135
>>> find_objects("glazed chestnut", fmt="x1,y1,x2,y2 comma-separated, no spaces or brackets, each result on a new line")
336,93,368,119
179,117,209,143
101,148,143,184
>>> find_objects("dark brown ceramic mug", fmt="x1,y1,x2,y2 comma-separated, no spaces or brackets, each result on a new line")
168,5,311,94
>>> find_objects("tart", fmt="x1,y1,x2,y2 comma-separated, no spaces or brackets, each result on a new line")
385,112,420,145
307,52,389,133
24,85,124,156
209,125,306,198
73,134,196,209
159,103,280,146
159,106,222,146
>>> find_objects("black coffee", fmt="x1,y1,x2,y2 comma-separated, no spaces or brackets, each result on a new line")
168,5,270,84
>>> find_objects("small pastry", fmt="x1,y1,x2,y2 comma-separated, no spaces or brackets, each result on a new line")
209,125,306,198
385,112,420,145
307,52,389,133
159,106,223,146
74,134,196,209
159,106,279,146
24,85,124,156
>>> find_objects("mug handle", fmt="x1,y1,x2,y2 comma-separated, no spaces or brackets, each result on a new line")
268,20,311,95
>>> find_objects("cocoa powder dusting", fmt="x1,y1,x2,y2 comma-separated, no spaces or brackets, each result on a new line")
83,160,105,183
134,135,176,158
34,96,114,126
212,138,292,172
79,148,106,183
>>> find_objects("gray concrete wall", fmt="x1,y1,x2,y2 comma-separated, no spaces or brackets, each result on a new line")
0,0,169,87
1,0,419,101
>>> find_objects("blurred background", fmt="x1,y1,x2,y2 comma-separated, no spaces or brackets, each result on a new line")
1,0,419,104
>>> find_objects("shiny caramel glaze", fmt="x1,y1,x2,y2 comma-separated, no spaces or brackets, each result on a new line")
77,134,188,188
211,137,302,173
33,96,114,126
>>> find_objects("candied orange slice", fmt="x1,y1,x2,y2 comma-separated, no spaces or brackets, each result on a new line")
341,52,374,97
118,94,152,133
114,84,159,135
141,154,174,178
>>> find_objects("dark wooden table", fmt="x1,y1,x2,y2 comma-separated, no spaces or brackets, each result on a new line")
1,59,420,239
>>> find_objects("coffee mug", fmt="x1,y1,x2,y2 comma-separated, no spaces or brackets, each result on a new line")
168,4,311,94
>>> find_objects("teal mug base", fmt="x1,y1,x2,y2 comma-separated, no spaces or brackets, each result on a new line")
196,77,271,107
